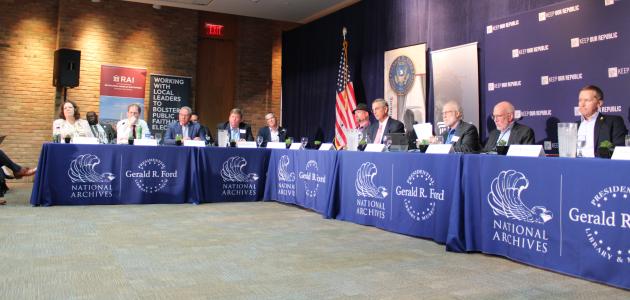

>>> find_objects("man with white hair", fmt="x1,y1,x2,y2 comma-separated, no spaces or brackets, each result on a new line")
483,101,535,153
440,101,480,153
163,106,206,145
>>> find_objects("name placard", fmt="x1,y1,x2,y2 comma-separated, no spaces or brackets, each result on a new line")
266,142,286,149
72,137,99,145
364,144,386,152
237,141,257,148
426,144,454,154
507,145,544,157
612,146,630,160
289,143,303,150
318,143,335,151
134,139,158,146
184,140,206,147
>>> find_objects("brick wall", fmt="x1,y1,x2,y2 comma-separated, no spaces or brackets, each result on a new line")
0,0,58,178
0,0,290,178
235,17,296,135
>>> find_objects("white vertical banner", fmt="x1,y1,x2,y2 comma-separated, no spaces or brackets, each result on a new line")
384,44,427,132
431,42,480,131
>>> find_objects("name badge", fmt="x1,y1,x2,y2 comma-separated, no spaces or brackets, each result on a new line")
451,136,460,142
426,144,454,154
240,129,246,134
72,137,99,145
364,144,386,152
237,141,257,148
134,139,158,146
612,146,630,160
507,145,544,157
183,140,206,147
318,143,335,150
289,143,303,150
266,142,286,149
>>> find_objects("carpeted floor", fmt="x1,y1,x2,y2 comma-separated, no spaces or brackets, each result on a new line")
1,183,628,299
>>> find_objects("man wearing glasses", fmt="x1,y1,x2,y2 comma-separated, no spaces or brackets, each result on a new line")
482,101,535,153
441,101,480,153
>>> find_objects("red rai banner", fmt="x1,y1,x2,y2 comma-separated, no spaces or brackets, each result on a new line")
100,65,147,98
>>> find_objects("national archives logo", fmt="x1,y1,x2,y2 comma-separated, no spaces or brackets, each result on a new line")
355,162,388,219
487,170,552,254
221,156,259,196
277,155,296,197
569,186,630,264
396,170,444,222
125,158,177,193
68,154,115,198
299,160,326,198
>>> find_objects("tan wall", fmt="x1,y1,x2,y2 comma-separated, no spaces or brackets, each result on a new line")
0,0,292,178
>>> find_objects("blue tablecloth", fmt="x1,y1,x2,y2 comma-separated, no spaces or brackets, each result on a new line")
263,149,338,217
196,147,271,203
448,154,630,289
334,151,462,243
31,143,199,206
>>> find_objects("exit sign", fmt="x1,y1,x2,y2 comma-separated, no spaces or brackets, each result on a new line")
204,23,224,37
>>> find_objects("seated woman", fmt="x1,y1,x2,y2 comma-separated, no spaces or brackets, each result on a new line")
52,100,93,139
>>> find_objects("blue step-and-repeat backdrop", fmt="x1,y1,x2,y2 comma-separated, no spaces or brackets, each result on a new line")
484,0,630,151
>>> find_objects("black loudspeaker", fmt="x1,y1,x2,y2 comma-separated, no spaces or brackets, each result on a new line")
53,48,81,88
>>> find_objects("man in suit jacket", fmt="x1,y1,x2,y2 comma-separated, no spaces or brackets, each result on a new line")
577,85,628,157
257,112,287,147
367,98,405,144
483,101,535,153
164,106,206,145
218,108,254,143
441,101,480,153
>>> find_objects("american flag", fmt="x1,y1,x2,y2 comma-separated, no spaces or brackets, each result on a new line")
334,29,357,149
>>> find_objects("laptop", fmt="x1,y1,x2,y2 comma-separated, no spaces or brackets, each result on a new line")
384,133,408,151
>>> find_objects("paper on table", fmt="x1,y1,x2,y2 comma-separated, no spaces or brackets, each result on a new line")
413,123,433,141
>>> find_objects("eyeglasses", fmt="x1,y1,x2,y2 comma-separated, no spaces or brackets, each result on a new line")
442,110,456,116
492,114,508,120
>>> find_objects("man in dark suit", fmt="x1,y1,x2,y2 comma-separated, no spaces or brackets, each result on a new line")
163,106,206,145
577,85,627,157
441,101,480,153
191,112,213,145
483,101,535,153
257,112,287,147
218,108,254,142
367,98,405,144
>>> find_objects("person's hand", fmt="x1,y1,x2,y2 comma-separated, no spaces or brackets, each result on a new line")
193,137,201,141
129,116,138,125
183,136,191,140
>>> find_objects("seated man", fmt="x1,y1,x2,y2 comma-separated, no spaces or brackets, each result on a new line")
483,101,535,153
367,99,405,144
577,85,628,157
164,106,206,145
441,101,480,153
257,112,287,147
190,112,213,145
86,111,115,144
116,104,151,144
218,108,254,142
0,149,36,203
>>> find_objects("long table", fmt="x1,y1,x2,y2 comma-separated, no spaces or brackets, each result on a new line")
30,143,630,289
447,154,630,290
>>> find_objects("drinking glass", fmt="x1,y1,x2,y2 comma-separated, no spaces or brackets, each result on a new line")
577,135,586,157
434,136,444,144
301,137,308,149
155,133,163,145
626,135,630,147
256,136,264,148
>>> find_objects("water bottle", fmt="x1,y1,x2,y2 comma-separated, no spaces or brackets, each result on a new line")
136,125,143,139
